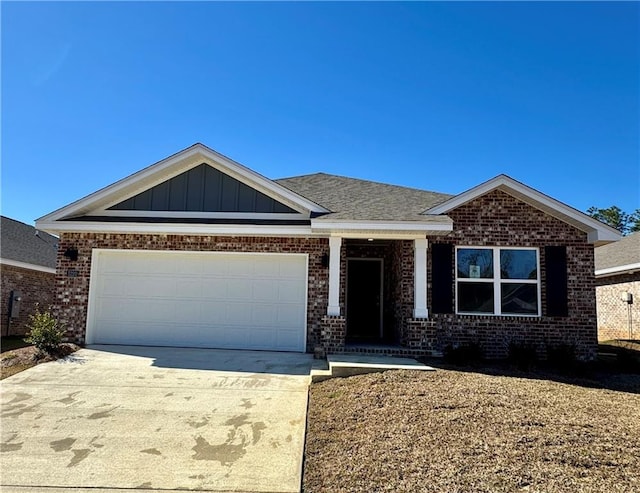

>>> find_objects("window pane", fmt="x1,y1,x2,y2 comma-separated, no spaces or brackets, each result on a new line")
458,282,494,313
457,249,493,279
501,283,538,315
500,250,537,279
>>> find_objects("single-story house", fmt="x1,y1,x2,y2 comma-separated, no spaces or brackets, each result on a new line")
595,231,639,341
36,143,620,360
1,216,58,336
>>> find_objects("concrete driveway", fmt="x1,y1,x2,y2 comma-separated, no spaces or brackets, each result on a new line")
1,345,313,493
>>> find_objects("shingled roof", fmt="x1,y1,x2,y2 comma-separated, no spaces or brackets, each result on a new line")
0,216,58,269
595,231,639,273
275,173,453,222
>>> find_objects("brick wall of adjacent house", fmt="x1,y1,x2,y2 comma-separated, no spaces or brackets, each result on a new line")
596,272,640,341
54,234,329,351
425,189,597,361
1,264,56,337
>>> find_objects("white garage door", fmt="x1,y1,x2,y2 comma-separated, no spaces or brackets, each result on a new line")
87,250,308,352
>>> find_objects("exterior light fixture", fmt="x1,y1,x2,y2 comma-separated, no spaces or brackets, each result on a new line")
63,248,78,261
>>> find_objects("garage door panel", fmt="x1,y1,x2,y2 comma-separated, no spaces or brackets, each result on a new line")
174,300,204,324
278,280,307,302
226,279,253,300
278,260,305,278
248,328,277,348
253,260,280,278
199,301,229,323
89,251,307,351
173,255,207,275
203,281,228,299
277,330,303,351
224,302,254,325
99,276,132,297
252,280,279,302
174,279,203,298
277,304,306,325
226,257,255,277
251,304,277,324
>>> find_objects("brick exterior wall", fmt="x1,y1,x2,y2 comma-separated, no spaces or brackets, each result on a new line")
596,272,640,341
54,234,328,351
52,189,597,360
320,315,346,353
1,264,56,336
426,189,597,360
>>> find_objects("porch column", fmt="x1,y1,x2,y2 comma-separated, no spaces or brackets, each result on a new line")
414,238,429,318
327,236,342,316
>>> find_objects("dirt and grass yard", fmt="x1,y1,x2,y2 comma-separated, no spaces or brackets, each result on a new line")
1,337,79,380
303,364,640,493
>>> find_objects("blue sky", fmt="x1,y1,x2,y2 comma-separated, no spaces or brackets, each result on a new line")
2,1,638,226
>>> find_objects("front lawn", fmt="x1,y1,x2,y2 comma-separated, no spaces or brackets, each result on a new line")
303,368,640,492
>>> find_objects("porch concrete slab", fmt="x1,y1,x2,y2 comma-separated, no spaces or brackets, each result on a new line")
1,345,313,493
328,353,434,369
311,353,434,381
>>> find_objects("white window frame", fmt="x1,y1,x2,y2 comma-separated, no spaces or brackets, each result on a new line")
455,246,541,317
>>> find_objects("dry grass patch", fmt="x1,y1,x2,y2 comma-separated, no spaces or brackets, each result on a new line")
304,369,640,493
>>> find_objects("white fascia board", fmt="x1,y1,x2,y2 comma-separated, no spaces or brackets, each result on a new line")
595,262,640,278
0,258,56,274
38,143,328,223
311,219,453,232
424,174,622,244
588,229,623,245
35,220,325,238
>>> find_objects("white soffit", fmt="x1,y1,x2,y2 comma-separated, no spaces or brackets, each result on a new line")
310,219,453,239
36,143,329,226
423,174,621,245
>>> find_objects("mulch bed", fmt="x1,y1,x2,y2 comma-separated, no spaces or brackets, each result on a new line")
303,368,640,493
0,343,81,380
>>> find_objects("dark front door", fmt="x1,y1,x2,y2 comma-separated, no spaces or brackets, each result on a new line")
346,259,383,342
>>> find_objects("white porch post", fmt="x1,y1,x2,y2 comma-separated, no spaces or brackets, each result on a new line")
327,236,342,316
414,238,429,318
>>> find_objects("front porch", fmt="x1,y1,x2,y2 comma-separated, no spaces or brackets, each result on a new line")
318,236,438,356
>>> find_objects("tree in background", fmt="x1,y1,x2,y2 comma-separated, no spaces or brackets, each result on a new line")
587,206,640,236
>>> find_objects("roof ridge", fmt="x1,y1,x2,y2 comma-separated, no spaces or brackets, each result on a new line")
1,215,34,227
276,172,452,197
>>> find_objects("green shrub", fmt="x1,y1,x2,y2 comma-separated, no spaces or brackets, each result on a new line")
546,343,577,373
443,342,484,366
508,341,538,371
24,308,66,356
616,349,640,373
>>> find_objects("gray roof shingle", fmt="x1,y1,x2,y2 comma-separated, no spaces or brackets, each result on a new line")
275,173,453,222
595,231,639,271
1,216,58,269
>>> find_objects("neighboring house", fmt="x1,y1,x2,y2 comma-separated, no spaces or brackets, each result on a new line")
35,143,620,360
595,232,640,341
1,216,58,336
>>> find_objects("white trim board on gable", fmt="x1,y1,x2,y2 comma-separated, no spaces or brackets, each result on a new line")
37,143,329,227
423,174,621,245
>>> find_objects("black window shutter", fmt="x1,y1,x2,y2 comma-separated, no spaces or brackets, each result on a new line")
545,246,568,317
432,243,454,314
